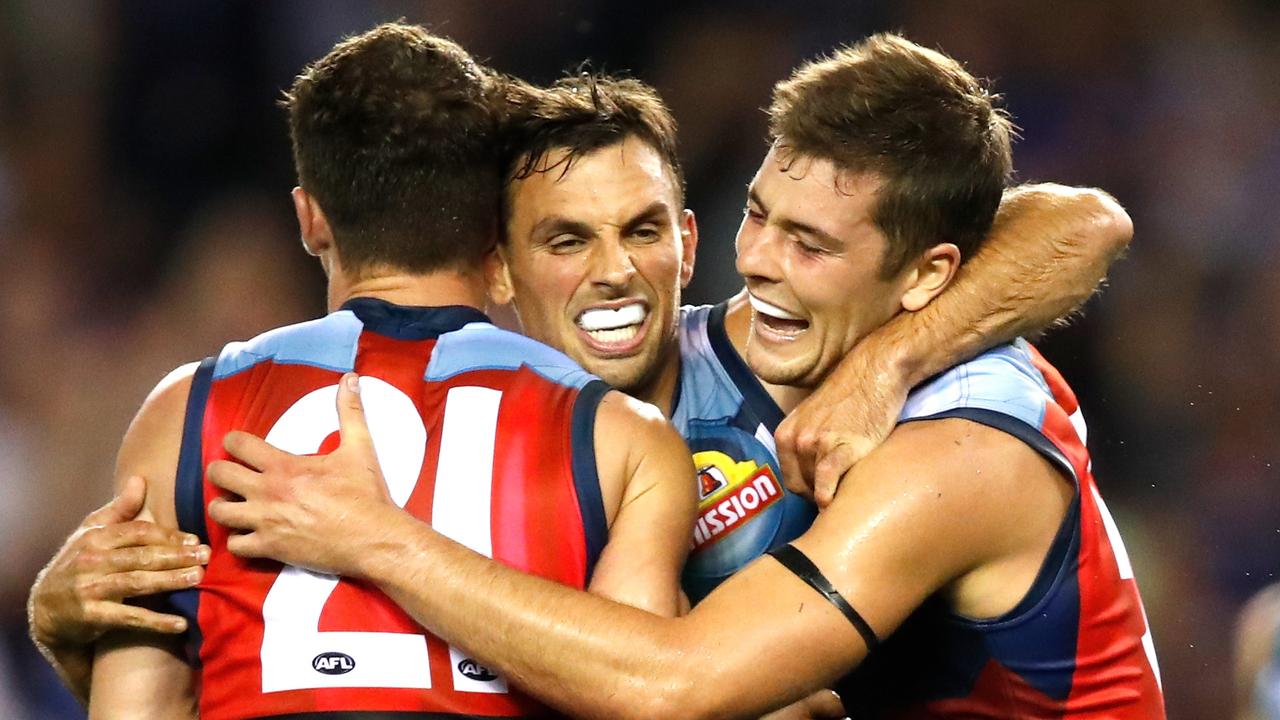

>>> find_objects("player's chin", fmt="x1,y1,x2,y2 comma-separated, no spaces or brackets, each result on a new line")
746,347,815,387
590,353,655,393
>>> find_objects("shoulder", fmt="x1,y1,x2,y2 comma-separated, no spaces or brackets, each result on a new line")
215,312,362,379
427,322,598,390
595,391,692,478
901,340,1054,427
115,363,201,527
821,415,1069,567
596,390,679,443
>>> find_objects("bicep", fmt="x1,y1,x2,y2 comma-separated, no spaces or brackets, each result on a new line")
587,394,697,618
113,363,196,526
90,631,196,719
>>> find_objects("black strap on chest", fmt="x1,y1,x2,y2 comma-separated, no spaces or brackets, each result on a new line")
767,543,880,652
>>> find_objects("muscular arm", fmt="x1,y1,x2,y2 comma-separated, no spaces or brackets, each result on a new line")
87,366,199,720
777,184,1132,503
583,392,697,616
216,377,1067,720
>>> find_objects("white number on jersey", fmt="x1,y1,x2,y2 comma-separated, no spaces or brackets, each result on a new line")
258,379,507,694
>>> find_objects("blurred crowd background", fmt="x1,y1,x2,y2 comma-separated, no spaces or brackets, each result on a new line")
1,1,1277,716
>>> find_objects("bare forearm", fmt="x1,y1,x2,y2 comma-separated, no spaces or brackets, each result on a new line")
359,509,700,720
874,184,1131,386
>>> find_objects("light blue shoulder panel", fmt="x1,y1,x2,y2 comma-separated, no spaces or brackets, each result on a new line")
424,322,596,390
900,339,1053,429
213,311,363,380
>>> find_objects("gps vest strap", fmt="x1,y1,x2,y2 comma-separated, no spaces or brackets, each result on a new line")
767,543,880,651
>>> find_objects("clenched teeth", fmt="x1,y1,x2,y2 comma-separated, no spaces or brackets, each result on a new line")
577,303,647,331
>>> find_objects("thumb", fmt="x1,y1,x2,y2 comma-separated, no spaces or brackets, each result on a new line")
336,373,375,454
90,475,148,525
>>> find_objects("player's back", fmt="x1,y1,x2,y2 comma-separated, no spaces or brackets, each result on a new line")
174,298,609,719
837,340,1165,719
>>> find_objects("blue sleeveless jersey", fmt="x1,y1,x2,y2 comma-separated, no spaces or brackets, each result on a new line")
838,339,1164,718
672,302,817,602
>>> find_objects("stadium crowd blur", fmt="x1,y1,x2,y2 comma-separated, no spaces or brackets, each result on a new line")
1,1,1276,716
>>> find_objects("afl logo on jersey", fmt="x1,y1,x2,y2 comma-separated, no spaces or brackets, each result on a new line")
312,651,356,675
457,657,499,682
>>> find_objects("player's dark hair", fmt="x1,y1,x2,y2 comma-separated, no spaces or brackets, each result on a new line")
495,73,684,231
282,23,500,274
769,33,1012,277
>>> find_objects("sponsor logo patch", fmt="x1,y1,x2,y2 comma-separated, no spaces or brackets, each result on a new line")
312,651,356,675
457,657,499,682
690,450,783,552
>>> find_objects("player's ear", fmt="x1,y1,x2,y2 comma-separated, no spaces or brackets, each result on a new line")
485,244,515,305
293,187,334,257
679,209,699,289
899,242,960,312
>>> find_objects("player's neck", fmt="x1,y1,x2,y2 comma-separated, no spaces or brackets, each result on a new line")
723,291,814,414
328,268,490,313
628,343,682,417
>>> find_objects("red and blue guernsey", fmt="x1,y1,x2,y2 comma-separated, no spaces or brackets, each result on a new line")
837,339,1165,718
170,298,609,720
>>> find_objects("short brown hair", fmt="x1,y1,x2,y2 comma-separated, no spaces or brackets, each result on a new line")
496,73,684,228
769,33,1012,276
283,23,500,274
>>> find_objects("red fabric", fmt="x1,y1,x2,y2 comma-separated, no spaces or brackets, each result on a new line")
195,330,585,719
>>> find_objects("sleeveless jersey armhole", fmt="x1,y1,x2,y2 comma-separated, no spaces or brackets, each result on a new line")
570,379,612,579
901,407,1077,483
167,355,216,667
175,356,216,543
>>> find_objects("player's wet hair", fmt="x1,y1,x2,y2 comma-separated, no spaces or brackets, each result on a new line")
495,72,684,232
769,33,1013,278
283,23,501,274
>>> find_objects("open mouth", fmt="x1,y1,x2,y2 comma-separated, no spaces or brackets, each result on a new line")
575,301,649,352
748,293,809,338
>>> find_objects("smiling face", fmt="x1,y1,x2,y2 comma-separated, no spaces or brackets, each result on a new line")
496,136,696,402
735,145,912,388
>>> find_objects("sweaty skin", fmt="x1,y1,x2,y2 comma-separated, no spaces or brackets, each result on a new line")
214,376,1075,720
33,98,1130,713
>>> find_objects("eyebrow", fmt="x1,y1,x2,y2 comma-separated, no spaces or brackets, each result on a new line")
530,201,673,240
530,215,595,241
619,201,672,234
747,188,844,250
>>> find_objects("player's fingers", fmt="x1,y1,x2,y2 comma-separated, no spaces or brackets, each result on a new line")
207,497,261,532
103,543,210,574
225,532,268,560
93,566,205,601
96,519,199,551
774,420,810,498
806,688,847,718
85,475,148,526
335,373,376,455
223,430,289,472
90,601,190,635
207,459,262,498
813,442,857,510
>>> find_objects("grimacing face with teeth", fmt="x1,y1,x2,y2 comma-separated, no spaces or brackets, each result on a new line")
491,135,697,404
735,144,956,388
